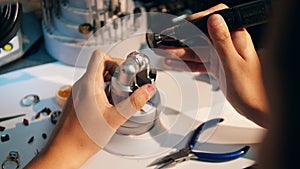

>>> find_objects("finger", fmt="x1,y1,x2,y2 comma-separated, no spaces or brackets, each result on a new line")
84,50,107,91
186,3,228,21
86,50,123,76
164,58,208,72
230,28,257,61
104,73,112,82
156,46,196,59
107,84,157,127
207,14,241,64
87,52,124,88
154,45,210,63
102,58,123,83
86,50,105,76
103,57,123,75
129,84,156,111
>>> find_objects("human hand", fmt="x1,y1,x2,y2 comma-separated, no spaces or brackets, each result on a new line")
207,12,270,127
155,4,270,127
155,4,228,72
24,50,156,169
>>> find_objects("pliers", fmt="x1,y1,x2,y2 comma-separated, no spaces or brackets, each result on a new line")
147,118,250,168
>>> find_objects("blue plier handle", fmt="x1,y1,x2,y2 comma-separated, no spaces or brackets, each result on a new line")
148,118,250,168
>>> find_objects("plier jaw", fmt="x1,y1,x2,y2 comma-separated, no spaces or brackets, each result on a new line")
147,147,192,168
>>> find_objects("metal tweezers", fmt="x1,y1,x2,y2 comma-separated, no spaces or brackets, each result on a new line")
0,114,25,122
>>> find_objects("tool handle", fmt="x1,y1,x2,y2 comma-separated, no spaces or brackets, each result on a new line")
190,0,270,34
193,146,250,162
159,0,271,47
188,118,223,149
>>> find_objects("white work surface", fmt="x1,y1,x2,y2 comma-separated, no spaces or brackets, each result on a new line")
0,59,266,169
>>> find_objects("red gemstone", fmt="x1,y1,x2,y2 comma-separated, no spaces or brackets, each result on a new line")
40,107,52,115
28,136,34,144
1,134,10,142
23,119,29,126
35,113,41,119
42,133,47,139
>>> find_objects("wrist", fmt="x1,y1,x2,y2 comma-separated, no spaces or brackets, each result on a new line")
24,95,101,169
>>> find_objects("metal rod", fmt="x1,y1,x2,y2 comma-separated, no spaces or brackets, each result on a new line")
41,0,53,33
0,114,25,122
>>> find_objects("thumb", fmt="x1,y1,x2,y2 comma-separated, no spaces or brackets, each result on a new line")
111,84,157,126
129,84,157,112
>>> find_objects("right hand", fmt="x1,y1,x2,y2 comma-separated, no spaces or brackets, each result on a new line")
154,4,270,127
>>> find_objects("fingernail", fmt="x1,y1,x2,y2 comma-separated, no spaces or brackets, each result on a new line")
146,84,156,97
165,58,180,66
208,14,224,28
164,58,172,66
164,58,187,70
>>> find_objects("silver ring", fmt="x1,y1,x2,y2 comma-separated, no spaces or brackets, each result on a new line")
2,151,20,169
50,110,62,125
20,94,40,107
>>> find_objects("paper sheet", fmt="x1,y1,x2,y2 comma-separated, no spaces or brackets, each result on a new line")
0,62,263,168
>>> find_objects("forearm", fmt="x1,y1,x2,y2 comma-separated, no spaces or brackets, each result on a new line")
233,98,270,128
24,95,101,169
226,71,270,128
24,140,100,169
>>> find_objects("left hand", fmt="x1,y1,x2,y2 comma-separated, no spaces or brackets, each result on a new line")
24,50,156,169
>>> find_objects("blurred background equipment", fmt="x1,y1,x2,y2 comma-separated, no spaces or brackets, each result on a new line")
41,0,147,67
145,0,270,49
139,0,269,49
0,0,43,69
0,0,268,68
42,0,268,67
0,2,23,66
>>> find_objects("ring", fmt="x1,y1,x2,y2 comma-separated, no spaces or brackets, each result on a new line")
20,94,40,107
50,110,62,125
2,151,20,169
